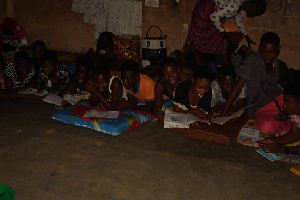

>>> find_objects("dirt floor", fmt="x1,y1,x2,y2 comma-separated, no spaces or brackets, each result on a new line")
0,100,299,200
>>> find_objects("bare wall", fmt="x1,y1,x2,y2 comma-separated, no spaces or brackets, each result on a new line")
1,0,299,69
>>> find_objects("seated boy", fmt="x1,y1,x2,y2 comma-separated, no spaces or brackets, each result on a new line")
211,65,246,113
120,60,155,112
38,50,70,96
259,82,300,154
222,32,289,121
4,51,35,93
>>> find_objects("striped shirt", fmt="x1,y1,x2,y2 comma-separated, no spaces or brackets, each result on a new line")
4,62,35,89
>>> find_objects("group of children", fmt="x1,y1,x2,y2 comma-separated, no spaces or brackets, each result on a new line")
1,31,299,155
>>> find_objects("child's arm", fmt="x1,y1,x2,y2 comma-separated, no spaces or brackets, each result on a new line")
154,82,165,115
173,104,207,122
126,93,155,112
260,122,300,154
272,122,300,145
222,77,247,116
110,78,124,105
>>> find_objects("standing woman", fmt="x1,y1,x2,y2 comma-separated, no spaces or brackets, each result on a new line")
186,0,266,65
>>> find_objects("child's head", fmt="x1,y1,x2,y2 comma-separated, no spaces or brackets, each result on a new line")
243,0,266,18
191,67,213,98
283,82,300,115
32,40,46,60
92,65,110,93
259,32,281,66
14,51,31,80
41,50,58,76
179,64,194,82
161,57,179,87
217,65,236,98
121,60,140,90
75,57,92,84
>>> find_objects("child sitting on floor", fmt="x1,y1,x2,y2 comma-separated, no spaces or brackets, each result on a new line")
259,81,300,154
120,60,155,112
61,57,92,106
154,57,180,115
38,50,70,96
4,51,35,93
211,64,246,113
87,65,127,110
222,32,290,119
173,66,215,124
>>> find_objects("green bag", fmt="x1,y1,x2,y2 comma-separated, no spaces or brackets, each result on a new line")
0,184,14,200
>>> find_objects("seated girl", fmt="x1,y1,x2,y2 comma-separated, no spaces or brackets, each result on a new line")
173,67,215,124
154,57,180,115
4,51,35,93
38,50,70,96
259,82,300,154
211,65,246,113
61,57,93,106
86,65,127,110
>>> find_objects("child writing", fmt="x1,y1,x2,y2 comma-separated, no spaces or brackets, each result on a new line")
4,51,35,93
154,57,180,115
173,66,215,124
38,50,71,96
211,64,246,113
259,81,300,155
120,60,155,112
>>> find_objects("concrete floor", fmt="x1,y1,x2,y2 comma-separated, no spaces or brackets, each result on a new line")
0,100,299,200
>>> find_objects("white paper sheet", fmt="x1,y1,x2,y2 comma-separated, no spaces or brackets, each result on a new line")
83,110,119,118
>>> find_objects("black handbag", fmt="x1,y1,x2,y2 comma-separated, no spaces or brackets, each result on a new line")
141,25,167,67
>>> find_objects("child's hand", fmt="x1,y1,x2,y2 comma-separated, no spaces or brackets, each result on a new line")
260,141,285,153
192,109,207,122
50,74,59,84
154,107,164,116
86,81,96,92
276,111,289,124
190,121,202,128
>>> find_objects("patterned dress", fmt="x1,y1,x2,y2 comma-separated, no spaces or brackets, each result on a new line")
38,64,70,96
187,0,247,54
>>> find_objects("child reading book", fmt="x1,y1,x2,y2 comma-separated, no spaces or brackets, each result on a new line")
259,81,300,154
4,51,35,93
61,57,92,106
38,50,70,96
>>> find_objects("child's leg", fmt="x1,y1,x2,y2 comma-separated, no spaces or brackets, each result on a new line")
255,94,290,135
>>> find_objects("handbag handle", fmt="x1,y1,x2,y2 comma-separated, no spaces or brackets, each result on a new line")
146,25,163,38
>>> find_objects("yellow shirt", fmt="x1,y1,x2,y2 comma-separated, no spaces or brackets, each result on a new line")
126,74,155,103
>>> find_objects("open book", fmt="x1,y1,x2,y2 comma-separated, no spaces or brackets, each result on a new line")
211,104,254,125
164,109,209,128
42,94,80,106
